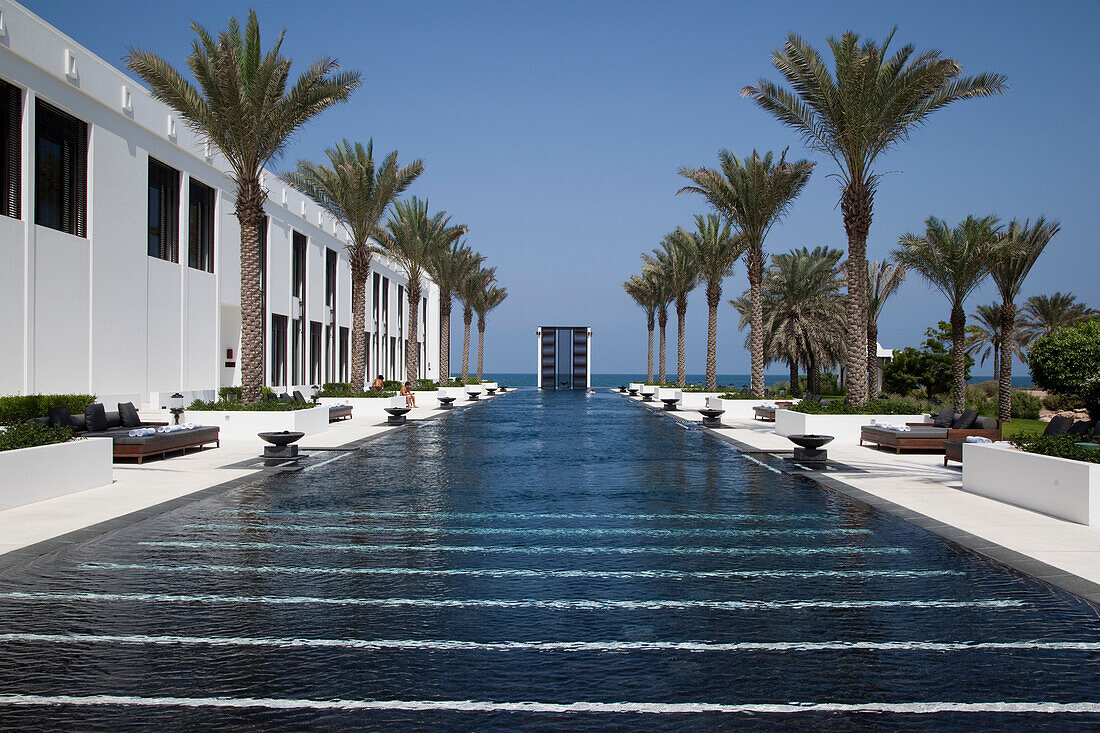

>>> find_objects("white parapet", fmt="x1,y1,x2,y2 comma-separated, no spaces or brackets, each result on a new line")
962,443,1100,525
775,410,929,443
655,387,681,402
705,397,798,422
0,437,114,511
437,387,467,402
181,405,330,441
639,384,656,396
678,392,721,410
628,383,643,392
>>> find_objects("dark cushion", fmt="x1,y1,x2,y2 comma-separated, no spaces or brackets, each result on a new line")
932,407,955,428
1068,420,1094,435
47,406,72,428
70,414,86,432
952,409,979,430
1043,415,1074,436
84,403,108,432
118,402,142,428
105,411,122,429
293,391,307,403
24,416,50,426
974,416,999,430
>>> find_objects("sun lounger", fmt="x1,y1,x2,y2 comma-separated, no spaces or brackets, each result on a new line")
860,411,1000,454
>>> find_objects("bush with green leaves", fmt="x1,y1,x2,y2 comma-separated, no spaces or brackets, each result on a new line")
0,423,75,452
415,379,439,392
319,382,353,398
187,399,319,411
217,386,243,402
791,398,924,416
718,392,760,400
1029,318,1100,418
0,394,97,426
883,322,971,400
1010,434,1100,465
1042,393,1082,412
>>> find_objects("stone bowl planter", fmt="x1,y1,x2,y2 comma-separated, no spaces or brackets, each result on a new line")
786,434,834,450
699,408,725,428
257,431,305,447
384,406,412,425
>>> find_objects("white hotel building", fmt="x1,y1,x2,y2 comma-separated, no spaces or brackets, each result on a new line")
0,1,440,407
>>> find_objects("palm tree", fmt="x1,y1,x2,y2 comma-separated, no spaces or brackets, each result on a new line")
472,286,508,382
678,215,746,390
622,274,659,383
678,150,814,397
648,268,673,383
644,234,699,387
126,11,360,402
742,30,1006,404
894,216,1003,411
966,303,1027,386
865,259,908,394
457,267,495,383
285,141,423,393
379,198,465,381
762,247,846,396
1020,292,1097,342
989,218,1060,420
429,243,483,385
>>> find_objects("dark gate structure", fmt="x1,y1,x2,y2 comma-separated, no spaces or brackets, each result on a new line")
536,326,591,390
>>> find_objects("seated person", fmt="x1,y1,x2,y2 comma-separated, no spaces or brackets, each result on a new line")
369,374,385,393
400,381,417,408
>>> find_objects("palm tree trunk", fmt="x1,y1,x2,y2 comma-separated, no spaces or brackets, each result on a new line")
658,309,668,383
747,246,765,398
842,180,872,406
237,180,265,404
950,303,967,412
405,278,421,382
998,300,1016,422
646,312,654,383
476,319,485,382
705,280,720,391
461,305,472,383
676,297,687,388
789,359,798,397
349,269,367,393
867,320,878,396
808,354,820,396
438,295,452,385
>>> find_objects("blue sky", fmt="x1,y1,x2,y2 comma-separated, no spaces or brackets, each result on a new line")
29,0,1099,376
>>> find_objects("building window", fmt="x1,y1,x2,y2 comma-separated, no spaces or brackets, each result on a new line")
0,79,21,220
372,272,381,378
325,248,337,309
270,314,288,386
259,215,268,363
34,98,86,235
188,179,215,272
147,158,179,262
325,324,334,382
291,319,303,385
310,320,322,385
339,327,349,382
292,231,306,299
34,99,87,236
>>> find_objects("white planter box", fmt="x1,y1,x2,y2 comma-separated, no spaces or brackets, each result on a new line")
678,392,721,410
639,385,656,396
705,397,797,421
628,383,643,392
317,396,395,417
465,384,484,396
655,387,680,402
437,387,467,401
963,443,1100,525
482,382,499,391
775,410,929,443
0,437,113,511
182,404,330,441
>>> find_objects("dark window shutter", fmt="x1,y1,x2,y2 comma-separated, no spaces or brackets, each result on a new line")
0,79,21,220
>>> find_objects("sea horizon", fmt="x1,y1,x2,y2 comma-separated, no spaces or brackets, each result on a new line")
471,373,1036,389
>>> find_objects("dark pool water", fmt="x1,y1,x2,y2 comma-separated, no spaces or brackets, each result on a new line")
1,389,1099,730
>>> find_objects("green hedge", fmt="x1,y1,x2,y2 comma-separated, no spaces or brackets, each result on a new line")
0,394,96,426
717,392,761,400
790,398,923,415
0,423,75,452
1010,434,1100,465
187,399,319,411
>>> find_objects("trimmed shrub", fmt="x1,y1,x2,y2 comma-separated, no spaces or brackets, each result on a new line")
1010,390,1042,420
718,392,760,400
415,379,439,392
1029,319,1100,418
1010,434,1100,465
0,423,75,452
0,394,96,426
187,399,318,411
319,382,353,398
1042,393,1082,412
791,398,924,415
218,386,243,402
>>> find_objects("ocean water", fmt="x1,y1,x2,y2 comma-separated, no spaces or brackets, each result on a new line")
479,374,1035,389
0,389,1093,730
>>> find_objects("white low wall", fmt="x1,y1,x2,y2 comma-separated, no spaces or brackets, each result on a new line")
181,405,330,441
482,382,499,391
317,396,396,418
775,410,929,443
656,387,680,402
437,387,467,401
628,383,643,392
0,438,114,511
639,385,656,396
678,392,722,410
705,398,797,422
962,443,1100,525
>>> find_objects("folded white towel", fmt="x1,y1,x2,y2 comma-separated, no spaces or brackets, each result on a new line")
128,427,156,437
878,422,910,432
993,440,1013,446
966,435,993,444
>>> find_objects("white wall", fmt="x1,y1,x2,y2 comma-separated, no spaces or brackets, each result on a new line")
0,0,440,404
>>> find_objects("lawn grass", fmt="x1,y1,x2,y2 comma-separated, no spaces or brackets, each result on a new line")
1000,418,1045,438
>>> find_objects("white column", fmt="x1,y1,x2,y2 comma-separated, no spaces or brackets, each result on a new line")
536,328,542,389
586,327,592,389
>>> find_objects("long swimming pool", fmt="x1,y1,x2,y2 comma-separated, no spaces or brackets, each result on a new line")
1,389,1099,729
